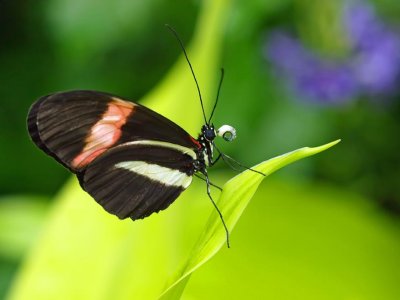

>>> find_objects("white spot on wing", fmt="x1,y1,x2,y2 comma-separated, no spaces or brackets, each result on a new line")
115,161,192,188
121,140,197,160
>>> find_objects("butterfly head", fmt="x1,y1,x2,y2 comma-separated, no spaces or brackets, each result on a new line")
201,124,217,142
201,124,237,143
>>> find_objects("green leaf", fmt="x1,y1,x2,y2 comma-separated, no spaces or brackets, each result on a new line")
160,139,340,299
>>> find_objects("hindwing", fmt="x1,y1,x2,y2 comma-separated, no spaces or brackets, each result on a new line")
79,140,197,220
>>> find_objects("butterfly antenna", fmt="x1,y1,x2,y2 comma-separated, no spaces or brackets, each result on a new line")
165,24,208,125
208,68,224,124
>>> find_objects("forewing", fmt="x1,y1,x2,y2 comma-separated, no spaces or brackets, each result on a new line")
80,141,197,220
27,90,200,172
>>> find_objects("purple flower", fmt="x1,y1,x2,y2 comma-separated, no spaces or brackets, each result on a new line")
297,64,358,104
345,1,400,94
267,31,318,76
266,0,400,104
344,0,381,51
266,32,358,104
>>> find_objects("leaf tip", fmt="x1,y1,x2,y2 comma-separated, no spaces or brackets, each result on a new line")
326,139,341,148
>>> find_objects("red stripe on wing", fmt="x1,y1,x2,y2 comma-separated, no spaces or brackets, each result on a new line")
190,136,201,149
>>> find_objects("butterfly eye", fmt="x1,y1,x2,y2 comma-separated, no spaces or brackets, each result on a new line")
217,125,236,142
205,131,215,140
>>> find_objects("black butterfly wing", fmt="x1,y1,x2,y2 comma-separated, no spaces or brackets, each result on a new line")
27,90,201,172
79,140,197,220
27,91,110,171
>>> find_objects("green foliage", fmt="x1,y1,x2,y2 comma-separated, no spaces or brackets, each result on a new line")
5,1,341,298
2,0,400,299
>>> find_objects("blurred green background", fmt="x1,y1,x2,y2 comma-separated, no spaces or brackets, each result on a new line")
1,0,399,299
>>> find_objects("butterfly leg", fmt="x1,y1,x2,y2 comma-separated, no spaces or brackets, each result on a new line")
212,143,265,176
194,173,222,191
209,153,221,166
202,169,230,248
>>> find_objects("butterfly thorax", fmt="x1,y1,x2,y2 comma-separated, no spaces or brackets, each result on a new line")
195,124,216,170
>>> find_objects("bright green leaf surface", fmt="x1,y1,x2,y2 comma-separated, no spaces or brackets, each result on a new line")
160,140,340,299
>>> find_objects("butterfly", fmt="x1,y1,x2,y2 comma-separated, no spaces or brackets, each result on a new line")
27,26,262,247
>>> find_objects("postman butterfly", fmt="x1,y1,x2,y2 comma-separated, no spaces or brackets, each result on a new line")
27,26,262,247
